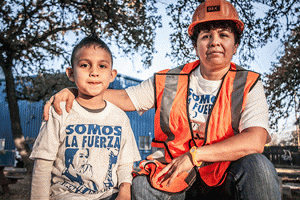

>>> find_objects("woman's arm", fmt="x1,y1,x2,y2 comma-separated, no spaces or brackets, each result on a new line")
103,89,136,111
194,127,267,163
156,126,268,186
43,88,136,121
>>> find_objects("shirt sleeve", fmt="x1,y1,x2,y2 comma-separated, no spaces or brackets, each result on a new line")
125,77,155,115
30,106,61,161
118,118,141,165
116,117,141,186
116,162,134,187
31,159,53,200
239,80,271,142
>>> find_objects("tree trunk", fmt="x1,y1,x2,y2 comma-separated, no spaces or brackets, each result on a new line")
2,61,33,170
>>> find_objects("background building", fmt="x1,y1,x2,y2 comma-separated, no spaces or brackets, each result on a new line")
0,74,154,165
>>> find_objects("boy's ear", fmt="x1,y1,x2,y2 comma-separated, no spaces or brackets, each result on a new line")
66,67,75,82
109,69,117,83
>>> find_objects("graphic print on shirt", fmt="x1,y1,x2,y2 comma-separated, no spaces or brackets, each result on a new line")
188,88,216,141
61,124,122,195
103,148,119,190
62,148,97,194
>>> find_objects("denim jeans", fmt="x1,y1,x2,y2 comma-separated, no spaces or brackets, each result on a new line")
131,153,281,200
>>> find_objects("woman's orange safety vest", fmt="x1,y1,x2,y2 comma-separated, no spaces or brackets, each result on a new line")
133,60,260,192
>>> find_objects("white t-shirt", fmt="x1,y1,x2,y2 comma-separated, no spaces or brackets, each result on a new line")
126,65,271,143
30,100,141,199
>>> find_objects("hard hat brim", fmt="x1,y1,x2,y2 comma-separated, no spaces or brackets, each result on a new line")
188,18,244,36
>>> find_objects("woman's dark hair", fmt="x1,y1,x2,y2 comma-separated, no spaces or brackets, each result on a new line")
71,36,113,68
190,20,242,47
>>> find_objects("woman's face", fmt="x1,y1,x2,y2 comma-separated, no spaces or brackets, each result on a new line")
195,27,238,75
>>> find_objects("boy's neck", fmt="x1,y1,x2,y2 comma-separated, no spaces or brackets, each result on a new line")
75,95,106,110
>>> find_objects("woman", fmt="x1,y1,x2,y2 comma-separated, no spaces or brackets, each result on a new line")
44,0,280,199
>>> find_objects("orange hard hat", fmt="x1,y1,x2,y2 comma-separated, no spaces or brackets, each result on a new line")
188,0,244,36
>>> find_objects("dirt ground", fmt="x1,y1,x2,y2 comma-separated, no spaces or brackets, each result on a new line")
0,172,30,200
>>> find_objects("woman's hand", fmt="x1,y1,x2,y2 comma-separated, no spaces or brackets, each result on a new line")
43,88,77,121
156,151,194,187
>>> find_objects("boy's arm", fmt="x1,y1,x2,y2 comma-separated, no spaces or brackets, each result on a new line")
116,182,131,200
31,159,53,200
116,162,134,200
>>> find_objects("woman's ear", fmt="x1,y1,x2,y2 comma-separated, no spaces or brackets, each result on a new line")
233,43,239,55
66,67,75,82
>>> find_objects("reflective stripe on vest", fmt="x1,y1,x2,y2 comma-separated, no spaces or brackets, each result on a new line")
153,60,260,186
231,64,253,135
159,65,185,145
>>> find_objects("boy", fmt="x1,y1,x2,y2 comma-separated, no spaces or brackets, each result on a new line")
30,36,141,200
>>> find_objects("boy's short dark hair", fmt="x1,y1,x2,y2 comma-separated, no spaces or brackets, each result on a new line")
189,20,242,48
71,36,113,68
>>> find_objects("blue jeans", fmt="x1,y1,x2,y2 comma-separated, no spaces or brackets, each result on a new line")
131,154,281,200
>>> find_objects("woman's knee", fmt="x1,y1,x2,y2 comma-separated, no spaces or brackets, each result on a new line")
132,175,147,191
235,153,277,177
227,153,281,199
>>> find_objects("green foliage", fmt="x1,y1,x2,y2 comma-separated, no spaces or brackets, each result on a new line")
0,0,161,71
15,69,76,102
263,26,300,130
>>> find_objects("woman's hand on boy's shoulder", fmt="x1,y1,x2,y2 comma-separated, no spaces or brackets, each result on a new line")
43,88,77,121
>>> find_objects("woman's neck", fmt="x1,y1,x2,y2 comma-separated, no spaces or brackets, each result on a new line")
200,65,230,80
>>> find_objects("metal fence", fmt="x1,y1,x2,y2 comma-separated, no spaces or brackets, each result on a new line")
0,100,44,150
263,146,300,167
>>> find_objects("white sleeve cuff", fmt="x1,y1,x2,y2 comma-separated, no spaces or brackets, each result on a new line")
117,162,134,187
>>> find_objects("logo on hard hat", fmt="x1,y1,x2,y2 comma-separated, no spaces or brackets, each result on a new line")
207,5,220,12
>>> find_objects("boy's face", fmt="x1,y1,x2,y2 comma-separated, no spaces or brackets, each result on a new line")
66,45,117,98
